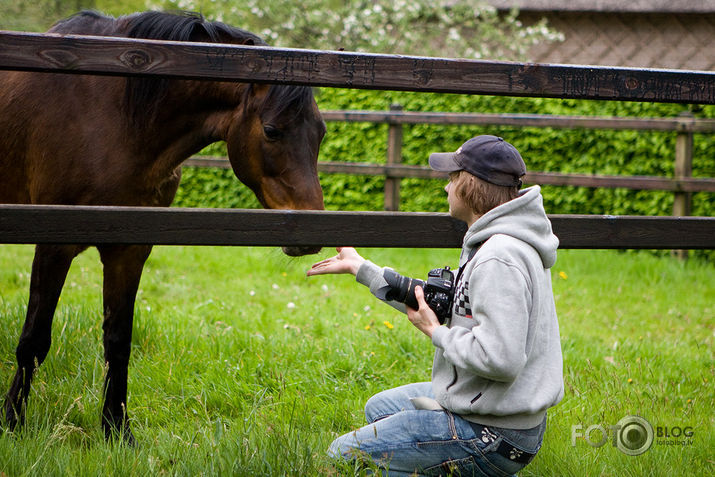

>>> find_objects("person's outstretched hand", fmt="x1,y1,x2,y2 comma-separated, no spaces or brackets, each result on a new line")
306,247,365,277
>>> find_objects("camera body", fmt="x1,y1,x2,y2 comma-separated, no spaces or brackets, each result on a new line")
423,267,456,323
382,266,455,324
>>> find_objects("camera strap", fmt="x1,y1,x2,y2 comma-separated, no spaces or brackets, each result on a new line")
454,242,482,287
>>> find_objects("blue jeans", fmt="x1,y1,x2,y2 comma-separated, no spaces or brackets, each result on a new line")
328,383,545,476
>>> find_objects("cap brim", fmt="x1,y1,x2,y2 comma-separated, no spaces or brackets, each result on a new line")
429,152,461,172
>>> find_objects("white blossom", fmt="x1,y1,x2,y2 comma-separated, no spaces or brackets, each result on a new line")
165,0,561,61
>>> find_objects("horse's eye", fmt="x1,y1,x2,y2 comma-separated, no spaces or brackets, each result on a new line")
263,125,284,141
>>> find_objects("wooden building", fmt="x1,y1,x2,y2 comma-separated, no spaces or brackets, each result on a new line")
488,0,714,71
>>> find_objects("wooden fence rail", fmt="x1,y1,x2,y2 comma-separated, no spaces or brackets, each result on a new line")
0,205,713,250
186,108,715,211
319,110,715,132
187,157,715,192
0,31,713,104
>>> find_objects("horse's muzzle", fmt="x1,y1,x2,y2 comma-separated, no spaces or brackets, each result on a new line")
282,245,322,257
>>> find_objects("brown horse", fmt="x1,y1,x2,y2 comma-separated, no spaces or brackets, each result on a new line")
0,10,325,443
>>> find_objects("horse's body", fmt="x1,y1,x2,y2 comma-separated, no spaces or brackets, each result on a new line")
0,10,325,442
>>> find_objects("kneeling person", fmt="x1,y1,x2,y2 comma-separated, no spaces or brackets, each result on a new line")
308,136,564,476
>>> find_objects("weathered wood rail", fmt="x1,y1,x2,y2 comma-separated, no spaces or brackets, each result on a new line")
0,31,713,103
0,205,713,250
186,108,715,211
189,157,715,192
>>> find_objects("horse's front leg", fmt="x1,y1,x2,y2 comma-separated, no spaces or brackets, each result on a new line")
4,245,82,430
97,244,152,445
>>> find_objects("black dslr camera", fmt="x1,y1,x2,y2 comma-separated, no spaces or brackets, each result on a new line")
382,267,455,324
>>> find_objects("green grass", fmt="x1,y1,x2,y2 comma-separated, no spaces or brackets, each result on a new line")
0,245,712,476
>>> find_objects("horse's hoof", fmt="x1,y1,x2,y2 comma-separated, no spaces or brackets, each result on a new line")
3,401,22,432
103,421,137,447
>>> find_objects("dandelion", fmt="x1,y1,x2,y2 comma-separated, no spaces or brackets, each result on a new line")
364,325,371,330
559,271,568,280
383,321,394,329
627,378,633,384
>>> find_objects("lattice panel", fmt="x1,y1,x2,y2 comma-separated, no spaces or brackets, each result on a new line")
522,12,714,71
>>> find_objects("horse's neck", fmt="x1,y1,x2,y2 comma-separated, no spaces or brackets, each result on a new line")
140,81,242,175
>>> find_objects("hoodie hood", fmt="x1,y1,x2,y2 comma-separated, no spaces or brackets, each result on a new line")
461,186,558,268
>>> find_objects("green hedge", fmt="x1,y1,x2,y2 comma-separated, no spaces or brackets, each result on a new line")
174,88,714,219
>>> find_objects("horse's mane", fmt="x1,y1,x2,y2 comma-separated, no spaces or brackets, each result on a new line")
123,10,264,44
247,83,316,125
51,10,313,127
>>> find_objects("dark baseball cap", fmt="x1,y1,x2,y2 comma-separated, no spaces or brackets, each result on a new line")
429,135,526,187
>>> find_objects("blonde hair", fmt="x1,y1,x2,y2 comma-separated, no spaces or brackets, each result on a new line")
449,171,519,216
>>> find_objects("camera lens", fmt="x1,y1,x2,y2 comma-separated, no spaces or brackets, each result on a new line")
383,269,423,310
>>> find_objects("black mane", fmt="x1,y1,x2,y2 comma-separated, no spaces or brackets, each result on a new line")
51,11,312,126
250,83,316,125
120,11,267,124
123,10,264,45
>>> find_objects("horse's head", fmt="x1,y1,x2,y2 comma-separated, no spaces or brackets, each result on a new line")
225,83,326,256
116,11,327,256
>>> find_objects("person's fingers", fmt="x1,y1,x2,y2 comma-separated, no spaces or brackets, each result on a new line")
414,285,428,309
311,257,336,268
306,260,336,276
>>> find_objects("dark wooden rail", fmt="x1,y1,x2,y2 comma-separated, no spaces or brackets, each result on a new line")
185,109,715,211
187,157,715,193
0,31,713,104
320,110,715,132
0,205,712,250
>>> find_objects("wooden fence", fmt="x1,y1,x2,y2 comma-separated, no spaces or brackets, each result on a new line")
186,107,715,212
0,31,713,250
1,205,713,250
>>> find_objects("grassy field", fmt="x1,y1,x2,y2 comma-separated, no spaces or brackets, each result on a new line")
0,244,712,476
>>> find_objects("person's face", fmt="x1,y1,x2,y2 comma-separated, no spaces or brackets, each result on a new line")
445,176,474,224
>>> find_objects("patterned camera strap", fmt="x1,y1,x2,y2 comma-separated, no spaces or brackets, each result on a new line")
452,242,482,318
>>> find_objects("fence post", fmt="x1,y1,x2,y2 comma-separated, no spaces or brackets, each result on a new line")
673,111,694,216
672,111,694,259
384,103,403,211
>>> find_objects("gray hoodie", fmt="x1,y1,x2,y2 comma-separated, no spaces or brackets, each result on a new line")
356,186,564,429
